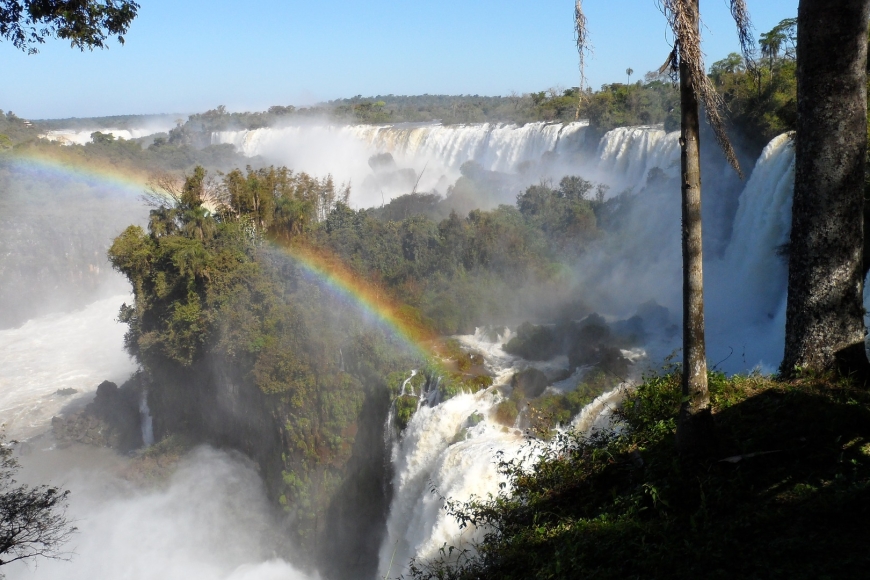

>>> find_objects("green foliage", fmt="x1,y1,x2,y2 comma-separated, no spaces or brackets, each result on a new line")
109,164,412,550
310,173,605,334
492,399,519,427
164,85,676,136
503,322,560,361
528,372,617,434
580,81,680,138
2,0,139,54
5,124,252,178
410,371,870,580
0,110,39,146
396,395,419,431
710,51,797,154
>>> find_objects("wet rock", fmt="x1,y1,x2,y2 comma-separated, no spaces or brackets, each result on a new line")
503,322,560,360
52,379,143,452
510,368,549,400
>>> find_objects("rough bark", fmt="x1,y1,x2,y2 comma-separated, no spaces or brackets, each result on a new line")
676,0,715,457
783,0,870,377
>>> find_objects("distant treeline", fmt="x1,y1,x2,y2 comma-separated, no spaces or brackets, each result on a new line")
167,86,680,146
1,18,803,165
34,113,183,131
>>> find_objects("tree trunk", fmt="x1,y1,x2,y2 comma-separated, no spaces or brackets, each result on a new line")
675,0,714,457
783,0,870,377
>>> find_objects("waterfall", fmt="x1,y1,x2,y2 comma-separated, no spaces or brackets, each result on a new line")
717,133,795,316
214,121,589,174
705,134,795,366
378,391,526,579
595,125,680,191
378,329,627,579
41,125,176,145
212,121,591,207
23,117,863,578
140,391,155,447
376,132,805,572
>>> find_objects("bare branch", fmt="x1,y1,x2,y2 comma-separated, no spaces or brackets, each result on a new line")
143,171,183,208
0,433,75,570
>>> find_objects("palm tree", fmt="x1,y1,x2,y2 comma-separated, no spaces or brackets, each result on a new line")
759,28,785,71
626,67,634,85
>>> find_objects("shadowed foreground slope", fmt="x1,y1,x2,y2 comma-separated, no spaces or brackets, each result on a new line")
410,370,870,579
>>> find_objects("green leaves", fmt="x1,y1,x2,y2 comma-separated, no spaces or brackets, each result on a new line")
2,0,140,54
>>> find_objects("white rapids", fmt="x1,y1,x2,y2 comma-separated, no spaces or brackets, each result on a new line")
378,328,628,579
0,294,137,440
374,129,809,574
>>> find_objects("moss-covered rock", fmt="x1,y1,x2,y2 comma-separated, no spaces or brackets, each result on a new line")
509,368,549,400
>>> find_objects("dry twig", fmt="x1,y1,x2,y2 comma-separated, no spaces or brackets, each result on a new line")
659,0,756,178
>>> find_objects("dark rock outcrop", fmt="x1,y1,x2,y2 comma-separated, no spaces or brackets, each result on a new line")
510,368,549,400
52,379,143,452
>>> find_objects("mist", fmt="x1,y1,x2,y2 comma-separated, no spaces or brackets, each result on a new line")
213,120,590,209
209,117,798,372
0,159,147,329
5,445,310,580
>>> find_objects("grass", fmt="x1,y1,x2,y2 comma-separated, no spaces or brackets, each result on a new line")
408,369,870,579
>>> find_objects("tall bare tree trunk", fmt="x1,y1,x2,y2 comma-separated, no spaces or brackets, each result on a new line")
783,0,870,376
676,0,714,456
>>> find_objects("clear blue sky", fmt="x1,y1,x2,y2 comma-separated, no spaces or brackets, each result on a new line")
1,0,798,120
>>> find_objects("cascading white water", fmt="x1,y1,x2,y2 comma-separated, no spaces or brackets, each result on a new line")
378,329,627,579
569,129,800,371
140,391,155,447
41,124,176,145
0,294,138,440
212,121,590,207
703,134,796,369
0,293,309,580
18,118,866,579
348,121,589,173
376,130,806,574
215,121,589,174
714,133,795,323
379,390,526,579
595,125,680,191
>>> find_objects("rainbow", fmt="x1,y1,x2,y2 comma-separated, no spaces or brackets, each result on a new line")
270,240,438,360
3,146,439,359
2,146,151,198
